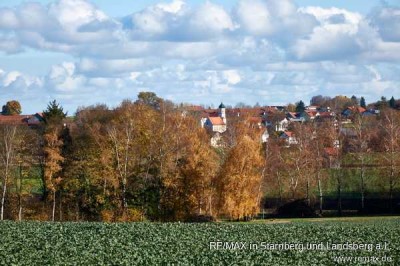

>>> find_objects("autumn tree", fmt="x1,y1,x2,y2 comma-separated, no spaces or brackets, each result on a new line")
43,125,64,221
13,127,38,221
162,115,219,220
42,100,67,221
63,104,115,221
135,91,162,109
2,100,22,115
216,125,264,220
0,125,19,220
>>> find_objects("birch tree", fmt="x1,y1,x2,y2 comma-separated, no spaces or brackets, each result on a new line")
0,125,18,220
380,109,400,212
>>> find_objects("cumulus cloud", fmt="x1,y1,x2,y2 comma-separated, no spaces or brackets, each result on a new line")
369,5,400,42
125,1,234,41
1,0,400,113
235,0,317,43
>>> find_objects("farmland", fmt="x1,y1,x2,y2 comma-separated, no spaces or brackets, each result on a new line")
0,217,399,265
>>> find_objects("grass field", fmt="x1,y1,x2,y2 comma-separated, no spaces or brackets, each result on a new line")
0,217,399,265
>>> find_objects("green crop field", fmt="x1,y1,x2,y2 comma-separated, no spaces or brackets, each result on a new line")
0,218,399,265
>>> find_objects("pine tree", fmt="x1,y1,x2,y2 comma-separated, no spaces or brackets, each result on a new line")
351,95,358,105
389,96,396,109
295,100,306,113
360,97,366,108
43,100,67,124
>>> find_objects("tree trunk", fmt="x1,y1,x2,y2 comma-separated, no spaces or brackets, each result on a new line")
1,175,7,221
317,171,323,215
75,200,80,221
360,166,365,211
59,191,62,221
389,162,394,213
52,190,56,222
18,163,23,221
337,170,342,216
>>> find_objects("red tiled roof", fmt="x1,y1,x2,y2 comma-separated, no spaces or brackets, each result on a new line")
305,110,318,117
208,117,225,126
0,115,30,125
319,112,333,117
283,131,294,137
348,106,366,113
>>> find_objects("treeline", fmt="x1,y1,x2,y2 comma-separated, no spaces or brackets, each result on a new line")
0,93,264,222
1,93,400,222
265,109,400,215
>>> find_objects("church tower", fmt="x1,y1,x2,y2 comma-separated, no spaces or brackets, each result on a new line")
219,102,226,124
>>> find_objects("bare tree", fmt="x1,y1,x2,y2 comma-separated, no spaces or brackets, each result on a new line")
0,125,18,220
351,113,373,211
380,109,400,212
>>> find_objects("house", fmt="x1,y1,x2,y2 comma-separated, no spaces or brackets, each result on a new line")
280,131,298,145
275,118,289,131
261,129,269,143
362,109,380,116
306,105,319,111
301,110,319,121
205,117,226,133
286,112,305,123
247,116,264,129
0,113,44,127
203,103,227,134
342,106,366,117
317,111,335,120
27,113,45,126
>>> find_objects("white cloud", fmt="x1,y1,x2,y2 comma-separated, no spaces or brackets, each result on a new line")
3,71,22,87
235,0,317,42
1,0,400,113
0,8,19,29
223,70,241,85
156,0,185,14
48,0,108,30
369,6,400,42
189,2,235,33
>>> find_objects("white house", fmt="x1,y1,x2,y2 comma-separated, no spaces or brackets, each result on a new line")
204,103,227,134
276,118,289,131
261,129,269,143
280,131,298,146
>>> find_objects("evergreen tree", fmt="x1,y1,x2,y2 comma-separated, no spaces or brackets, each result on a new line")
360,97,366,108
43,100,67,123
351,95,358,105
389,96,396,109
295,100,306,113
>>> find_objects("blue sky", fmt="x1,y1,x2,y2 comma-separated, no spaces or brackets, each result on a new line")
0,0,400,113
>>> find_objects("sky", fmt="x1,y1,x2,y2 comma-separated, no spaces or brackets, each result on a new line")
0,0,400,114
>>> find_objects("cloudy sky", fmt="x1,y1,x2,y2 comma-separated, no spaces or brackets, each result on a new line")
0,0,400,114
